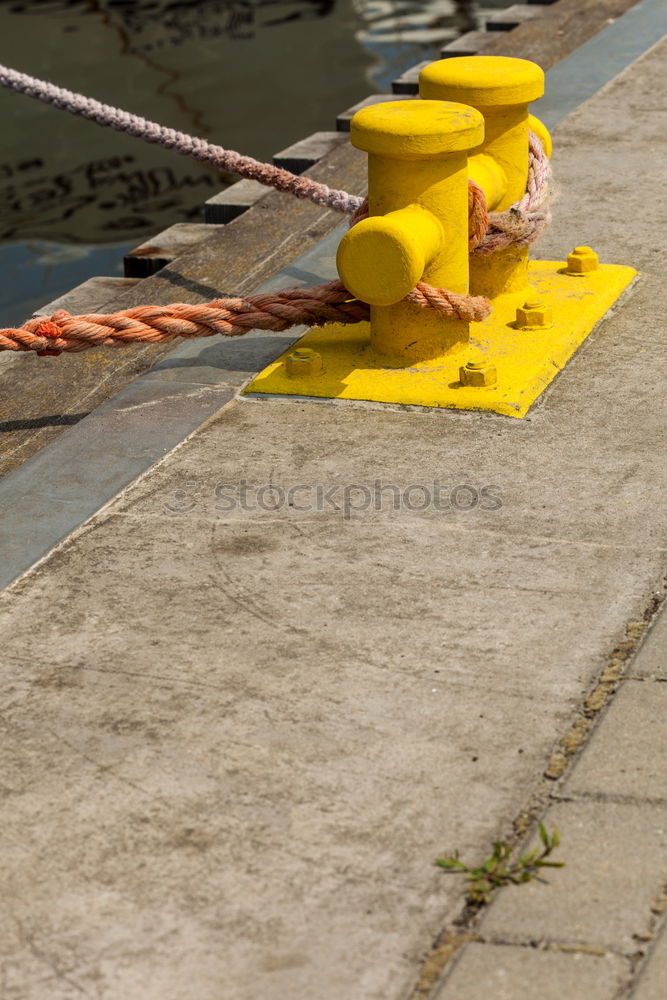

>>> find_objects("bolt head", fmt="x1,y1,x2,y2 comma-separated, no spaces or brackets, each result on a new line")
566,246,598,274
459,360,497,387
285,347,323,377
515,300,553,329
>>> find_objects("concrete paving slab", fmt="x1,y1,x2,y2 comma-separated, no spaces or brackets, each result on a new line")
632,922,667,1000
562,680,667,801
631,608,667,680
435,942,628,999
479,799,667,953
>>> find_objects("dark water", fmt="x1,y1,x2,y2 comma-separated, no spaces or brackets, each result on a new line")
0,0,514,323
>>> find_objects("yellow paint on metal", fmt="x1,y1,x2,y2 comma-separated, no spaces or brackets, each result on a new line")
467,152,508,210
285,347,323,377
528,114,552,158
243,260,637,419
420,56,546,301
244,61,631,420
419,55,545,108
459,360,497,387
348,99,485,157
566,245,599,274
337,204,443,306
337,100,484,365
515,299,552,329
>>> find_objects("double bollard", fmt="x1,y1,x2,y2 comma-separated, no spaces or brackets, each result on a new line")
247,54,636,417
337,55,547,366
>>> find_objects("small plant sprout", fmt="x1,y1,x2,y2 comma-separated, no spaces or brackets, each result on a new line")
435,823,565,905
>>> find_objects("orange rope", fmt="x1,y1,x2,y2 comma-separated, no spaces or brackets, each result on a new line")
0,281,491,356
0,166,496,358
467,181,490,251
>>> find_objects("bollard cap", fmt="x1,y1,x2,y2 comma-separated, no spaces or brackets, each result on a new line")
350,100,484,159
419,56,544,107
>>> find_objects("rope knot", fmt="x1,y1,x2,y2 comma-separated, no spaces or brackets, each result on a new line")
34,320,61,339
34,310,69,356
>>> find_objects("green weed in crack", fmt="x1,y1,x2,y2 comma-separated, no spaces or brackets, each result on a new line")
436,824,565,906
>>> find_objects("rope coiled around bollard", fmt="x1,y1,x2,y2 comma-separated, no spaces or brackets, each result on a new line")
476,132,552,254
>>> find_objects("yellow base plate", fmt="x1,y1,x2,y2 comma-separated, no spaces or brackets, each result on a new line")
243,261,637,418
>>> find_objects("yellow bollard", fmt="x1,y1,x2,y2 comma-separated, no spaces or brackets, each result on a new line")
245,65,636,418
419,55,546,300
336,100,484,364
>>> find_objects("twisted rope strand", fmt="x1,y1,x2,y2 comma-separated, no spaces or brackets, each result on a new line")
0,63,363,216
473,132,551,255
0,281,491,355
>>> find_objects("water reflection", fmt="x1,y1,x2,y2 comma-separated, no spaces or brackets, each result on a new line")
9,0,338,41
0,0,511,320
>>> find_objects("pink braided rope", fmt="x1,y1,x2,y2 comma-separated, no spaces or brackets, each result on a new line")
474,132,551,255
0,63,363,216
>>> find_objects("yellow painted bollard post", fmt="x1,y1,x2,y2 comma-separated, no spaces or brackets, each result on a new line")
246,61,635,417
336,100,484,365
419,56,546,301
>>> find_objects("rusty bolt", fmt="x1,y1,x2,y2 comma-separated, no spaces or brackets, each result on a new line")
459,360,497,388
566,246,598,275
515,298,553,329
285,347,323,377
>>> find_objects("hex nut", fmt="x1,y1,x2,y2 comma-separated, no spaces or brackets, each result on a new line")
566,246,599,274
285,348,323,377
515,299,553,329
459,360,497,387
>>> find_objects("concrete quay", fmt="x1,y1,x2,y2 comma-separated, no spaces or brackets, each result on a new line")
1,2,667,998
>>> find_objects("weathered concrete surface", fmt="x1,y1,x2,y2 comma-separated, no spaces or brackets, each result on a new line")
435,943,628,1000
1,27,667,1000
437,400,667,1000
632,604,667,679
633,923,667,1000
441,585,667,996
564,680,667,799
